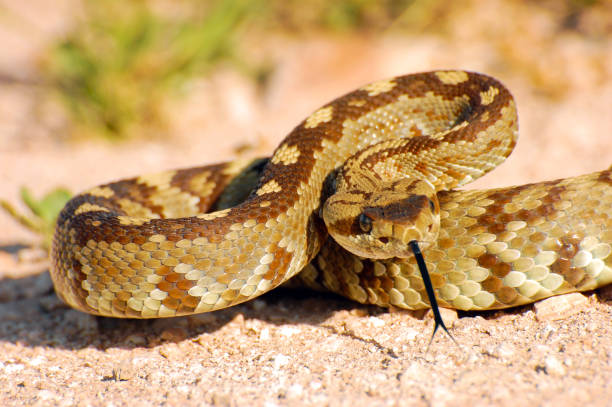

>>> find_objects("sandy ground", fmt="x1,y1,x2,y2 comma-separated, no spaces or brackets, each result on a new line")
1,1,612,406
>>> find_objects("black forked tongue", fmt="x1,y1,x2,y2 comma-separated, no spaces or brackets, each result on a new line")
408,240,458,350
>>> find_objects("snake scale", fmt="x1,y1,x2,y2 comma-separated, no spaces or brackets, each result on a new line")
50,71,612,318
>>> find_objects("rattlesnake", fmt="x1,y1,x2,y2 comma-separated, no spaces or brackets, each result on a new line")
50,71,612,318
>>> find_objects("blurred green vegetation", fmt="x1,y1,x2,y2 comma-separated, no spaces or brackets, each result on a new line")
262,0,412,32
44,0,257,140
43,0,603,141
43,0,417,141
0,187,72,249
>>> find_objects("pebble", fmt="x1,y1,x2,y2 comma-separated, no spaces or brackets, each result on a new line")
400,362,432,383
158,343,182,359
491,343,516,361
272,354,290,369
27,356,47,367
426,307,458,326
160,327,188,342
349,308,369,317
534,293,589,321
439,308,459,326
286,383,304,398
36,390,58,401
259,327,271,341
279,326,301,337
544,355,567,376
309,381,322,390
4,363,24,373
368,316,386,327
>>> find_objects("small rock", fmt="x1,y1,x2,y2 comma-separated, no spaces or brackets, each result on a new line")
160,327,188,342
309,381,322,390
27,356,47,367
259,327,271,341
399,328,419,342
349,308,369,317
36,390,58,401
491,343,516,361
427,307,458,327
231,313,245,326
544,355,566,376
272,353,290,370
534,293,589,321
439,308,459,326
158,343,182,359
279,326,301,337
400,362,432,385
4,363,24,373
286,383,304,398
368,316,386,327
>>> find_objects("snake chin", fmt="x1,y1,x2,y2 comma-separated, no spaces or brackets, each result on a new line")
349,219,439,259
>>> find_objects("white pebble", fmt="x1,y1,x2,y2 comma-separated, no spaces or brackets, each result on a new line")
545,356,566,376
272,354,290,370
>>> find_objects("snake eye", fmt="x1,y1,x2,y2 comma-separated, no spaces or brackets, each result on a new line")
429,198,436,212
358,213,373,233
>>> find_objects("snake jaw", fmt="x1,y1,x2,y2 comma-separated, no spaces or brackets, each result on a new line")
360,203,441,259
323,214,440,259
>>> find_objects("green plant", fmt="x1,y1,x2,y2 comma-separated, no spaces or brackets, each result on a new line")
45,0,254,140
1,187,72,249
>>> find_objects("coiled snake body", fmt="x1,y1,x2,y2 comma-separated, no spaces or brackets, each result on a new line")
51,71,612,318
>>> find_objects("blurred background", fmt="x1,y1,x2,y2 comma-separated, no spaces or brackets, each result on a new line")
1,0,611,251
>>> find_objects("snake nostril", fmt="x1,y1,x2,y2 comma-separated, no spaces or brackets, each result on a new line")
379,237,389,244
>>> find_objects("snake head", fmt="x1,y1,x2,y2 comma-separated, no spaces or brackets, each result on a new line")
322,178,440,259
